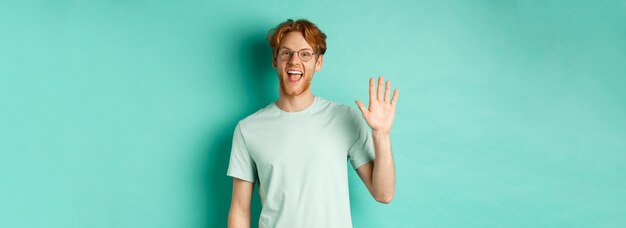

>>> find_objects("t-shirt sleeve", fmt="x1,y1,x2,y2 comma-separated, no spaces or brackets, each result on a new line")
226,122,257,183
347,108,375,170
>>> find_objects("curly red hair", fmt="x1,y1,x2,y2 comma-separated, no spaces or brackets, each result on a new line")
267,19,327,57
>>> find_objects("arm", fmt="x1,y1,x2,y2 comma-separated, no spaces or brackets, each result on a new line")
228,177,254,228
356,132,395,203
355,76,399,204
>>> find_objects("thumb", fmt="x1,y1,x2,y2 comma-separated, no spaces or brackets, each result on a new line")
355,100,367,115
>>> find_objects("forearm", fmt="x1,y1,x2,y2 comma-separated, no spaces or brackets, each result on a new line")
371,130,396,203
228,206,250,228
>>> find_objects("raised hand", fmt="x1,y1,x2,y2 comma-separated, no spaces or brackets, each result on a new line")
355,76,399,133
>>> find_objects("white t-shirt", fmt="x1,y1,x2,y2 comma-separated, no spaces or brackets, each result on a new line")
227,96,375,228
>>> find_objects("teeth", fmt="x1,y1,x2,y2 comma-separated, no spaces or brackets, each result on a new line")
287,70,303,75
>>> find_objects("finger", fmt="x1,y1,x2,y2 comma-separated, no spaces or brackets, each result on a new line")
369,77,376,102
384,80,391,102
377,76,384,100
355,100,368,114
391,89,399,107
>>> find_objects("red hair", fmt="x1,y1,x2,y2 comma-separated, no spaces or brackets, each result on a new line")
267,19,327,57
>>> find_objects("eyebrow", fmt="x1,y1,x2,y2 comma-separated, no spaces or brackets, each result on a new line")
278,47,313,51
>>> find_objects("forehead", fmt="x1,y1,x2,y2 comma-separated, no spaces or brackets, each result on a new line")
279,32,313,50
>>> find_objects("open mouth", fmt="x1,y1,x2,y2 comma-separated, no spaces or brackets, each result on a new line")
287,70,303,83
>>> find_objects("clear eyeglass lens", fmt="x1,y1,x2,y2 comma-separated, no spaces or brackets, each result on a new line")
299,51,313,61
279,51,291,60
279,49,314,62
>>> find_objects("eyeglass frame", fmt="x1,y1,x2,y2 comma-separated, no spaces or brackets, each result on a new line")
275,47,319,62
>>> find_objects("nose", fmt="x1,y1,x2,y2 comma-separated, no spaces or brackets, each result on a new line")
288,52,299,64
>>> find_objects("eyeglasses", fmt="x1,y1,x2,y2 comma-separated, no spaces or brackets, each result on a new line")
277,48,317,62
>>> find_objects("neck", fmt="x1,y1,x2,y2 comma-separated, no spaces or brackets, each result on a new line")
276,91,315,112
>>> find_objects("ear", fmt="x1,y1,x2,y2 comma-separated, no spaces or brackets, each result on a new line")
315,55,324,72
272,55,277,69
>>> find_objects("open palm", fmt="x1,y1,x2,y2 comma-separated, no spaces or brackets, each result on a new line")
356,77,399,133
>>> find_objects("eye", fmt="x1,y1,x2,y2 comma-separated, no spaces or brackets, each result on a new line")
279,50,291,56
301,51,313,57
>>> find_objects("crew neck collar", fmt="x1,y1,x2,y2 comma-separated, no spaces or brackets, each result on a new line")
273,96,319,115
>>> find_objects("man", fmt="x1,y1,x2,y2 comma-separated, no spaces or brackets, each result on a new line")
227,19,398,228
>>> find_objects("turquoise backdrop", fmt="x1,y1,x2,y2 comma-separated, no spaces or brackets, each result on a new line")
1,0,625,227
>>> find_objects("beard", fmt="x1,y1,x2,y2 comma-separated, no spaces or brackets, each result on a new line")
279,73,312,96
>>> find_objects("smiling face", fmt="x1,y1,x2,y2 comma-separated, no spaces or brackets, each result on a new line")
273,31,323,97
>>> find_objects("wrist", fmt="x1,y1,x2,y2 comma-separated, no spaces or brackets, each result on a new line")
372,129,391,137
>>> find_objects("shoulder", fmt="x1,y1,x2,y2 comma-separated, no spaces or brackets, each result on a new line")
237,102,279,128
316,97,362,120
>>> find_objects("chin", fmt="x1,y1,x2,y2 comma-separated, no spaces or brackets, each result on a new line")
283,86,307,96
279,75,311,96
281,83,310,96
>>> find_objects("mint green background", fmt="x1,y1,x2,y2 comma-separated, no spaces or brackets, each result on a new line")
1,1,625,227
